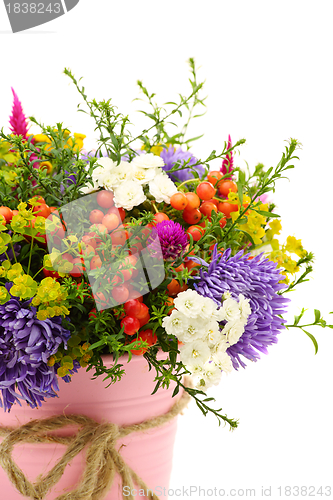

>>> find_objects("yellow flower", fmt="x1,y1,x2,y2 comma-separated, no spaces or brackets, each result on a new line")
270,219,282,234
0,286,10,304
66,133,86,152
37,310,49,321
266,219,282,241
7,263,23,280
39,161,53,174
141,143,164,156
47,355,56,367
33,134,52,144
285,236,306,258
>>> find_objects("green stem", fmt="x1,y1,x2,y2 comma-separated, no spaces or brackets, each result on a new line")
286,323,316,329
27,227,34,276
151,202,159,214
177,178,201,190
9,242,18,263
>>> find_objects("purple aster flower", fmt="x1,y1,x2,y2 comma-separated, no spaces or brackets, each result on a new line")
193,247,290,369
161,146,205,183
0,295,71,412
148,220,188,260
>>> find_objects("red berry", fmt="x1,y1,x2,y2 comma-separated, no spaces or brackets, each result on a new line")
97,190,114,208
89,209,105,225
102,213,119,232
196,182,216,201
153,212,169,225
70,258,86,277
32,203,51,218
167,279,181,296
89,308,97,319
207,171,223,187
182,208,202,225
124,299,142,318
170,192,188,210
219,217,227,229
121,315,140,335
136,303,149,319
199,201,218,219
185,192,200,209
184,259,201,274
138,312,150,327
130,329,157,355
107,206,126,222
112,285,129,304
187,225,205,241
218,202,238,219
218,180,238,198
90,256,102,270
0,206,13,223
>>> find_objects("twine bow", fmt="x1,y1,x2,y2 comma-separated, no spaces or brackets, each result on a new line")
0,382,191,500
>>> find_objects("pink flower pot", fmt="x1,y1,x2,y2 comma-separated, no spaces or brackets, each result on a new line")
0,354,183,499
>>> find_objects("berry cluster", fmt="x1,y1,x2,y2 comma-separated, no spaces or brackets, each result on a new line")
169,176,240,243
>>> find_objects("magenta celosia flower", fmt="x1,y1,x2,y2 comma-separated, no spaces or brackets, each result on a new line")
9,88,29,139
148,220,188,260
220,134,234,178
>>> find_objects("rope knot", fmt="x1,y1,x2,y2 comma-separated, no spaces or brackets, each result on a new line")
0,377,192,500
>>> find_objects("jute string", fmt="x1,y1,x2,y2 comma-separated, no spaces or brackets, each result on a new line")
0,378,191,500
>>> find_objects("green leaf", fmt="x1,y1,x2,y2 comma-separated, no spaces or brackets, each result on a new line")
184,134,204,144
314,309,321,323
172,385,180,397
302,329,319,354
234,228,255,245
88,339,106,351
253,209,280,218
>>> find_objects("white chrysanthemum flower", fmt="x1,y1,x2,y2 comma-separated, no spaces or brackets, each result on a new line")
212,350,233,373
174,289,205,319
162,311,189,337
203,320,223,348
186,360,204,377
80,179,99,194
109,162,134,187
132,166,160,185
223,319,245,346
222,291,232,300
179,340,211,368
238,293,252,322
212,336,229,354
196,361,222,389
177,317,207,343
132,152,165,169
92,166,108,183
99,171,121,190
149,172,178,204
113,181,146,210
95,157,117,170
218,297,241,323
200,296,219,320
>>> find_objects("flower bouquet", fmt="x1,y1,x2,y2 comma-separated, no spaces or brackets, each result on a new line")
0,60,332,499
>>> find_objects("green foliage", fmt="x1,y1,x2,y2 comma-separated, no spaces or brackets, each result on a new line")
286,308,333,354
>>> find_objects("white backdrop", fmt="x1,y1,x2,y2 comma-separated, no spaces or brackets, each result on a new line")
1,1,333,499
